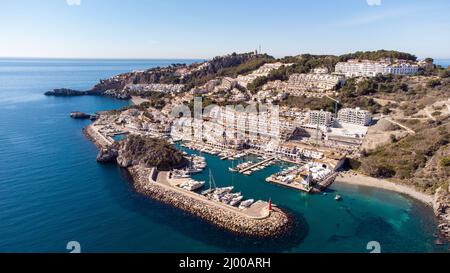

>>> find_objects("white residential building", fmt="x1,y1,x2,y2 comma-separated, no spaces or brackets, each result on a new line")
335,59,419,77
236,62,286,87
313,67,329,74
385,63,419,75
337,107,372,126
262,73,344,95
124,83,184,94
286,73,345,94
335,60,389,77
308,110,333,127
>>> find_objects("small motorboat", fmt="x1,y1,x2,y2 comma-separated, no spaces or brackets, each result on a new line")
239,199,255,209
335,195,342,201
229,196,244,206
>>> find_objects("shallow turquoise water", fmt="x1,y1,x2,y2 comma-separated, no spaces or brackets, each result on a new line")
0,59,447,253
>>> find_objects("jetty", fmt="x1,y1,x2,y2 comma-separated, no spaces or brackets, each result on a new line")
239,157,276,174
313,172,338,192
266,176,312,193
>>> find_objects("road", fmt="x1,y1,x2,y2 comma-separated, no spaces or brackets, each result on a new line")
384,117,416,134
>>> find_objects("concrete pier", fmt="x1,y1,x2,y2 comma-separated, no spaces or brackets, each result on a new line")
239,157,276,174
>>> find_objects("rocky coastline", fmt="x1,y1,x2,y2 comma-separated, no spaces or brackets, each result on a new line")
83,124,293,238
45,88,93,97
434,187,450,242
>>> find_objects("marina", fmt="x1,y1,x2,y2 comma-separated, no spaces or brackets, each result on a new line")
238,157,277,174
180,141,337,194
2,57,446,253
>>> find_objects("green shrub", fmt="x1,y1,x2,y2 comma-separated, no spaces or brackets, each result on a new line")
441,157,450,167
427,79,441,88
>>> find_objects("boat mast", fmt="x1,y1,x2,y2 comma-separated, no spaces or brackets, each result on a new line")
209,169,217,189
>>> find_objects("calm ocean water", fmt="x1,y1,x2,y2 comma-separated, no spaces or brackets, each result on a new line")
0,58,447,253
436,59,450,68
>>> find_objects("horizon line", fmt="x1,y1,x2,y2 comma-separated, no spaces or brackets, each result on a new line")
0,56,208,61
1,55,450,61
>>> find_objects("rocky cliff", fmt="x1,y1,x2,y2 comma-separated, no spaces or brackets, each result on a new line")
116,135,187,170
434,186,450,241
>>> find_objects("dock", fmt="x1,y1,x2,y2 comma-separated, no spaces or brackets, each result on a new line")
266,177,312,193
220,153,237,160
313,173,338,192
239,157,276,174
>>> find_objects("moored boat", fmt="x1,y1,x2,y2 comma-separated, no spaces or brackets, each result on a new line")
229,196,244,206
239,199,255,209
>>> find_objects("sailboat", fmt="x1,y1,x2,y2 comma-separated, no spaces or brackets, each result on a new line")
201,169,217,196
228,160,237,173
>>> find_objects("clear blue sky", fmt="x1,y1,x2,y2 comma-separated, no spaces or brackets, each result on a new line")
1,0,449,59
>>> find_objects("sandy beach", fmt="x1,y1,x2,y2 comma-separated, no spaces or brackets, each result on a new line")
335,172,434,205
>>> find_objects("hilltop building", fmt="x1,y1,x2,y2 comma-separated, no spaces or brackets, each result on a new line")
335,59,419,77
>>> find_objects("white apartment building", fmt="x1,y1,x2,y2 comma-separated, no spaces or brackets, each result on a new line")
313,67,329,74
335,60,389,77
335,59,419,78
308,110,333,127
236,62,285,87
337,107,372,126
385,63,419,75
124,83,184,94
286,73,345,94
205,106,298,142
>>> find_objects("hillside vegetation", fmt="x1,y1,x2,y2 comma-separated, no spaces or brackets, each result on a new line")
119,135,185,171
360,118,450,194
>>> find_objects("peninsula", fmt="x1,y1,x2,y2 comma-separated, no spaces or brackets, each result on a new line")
54,50,450,241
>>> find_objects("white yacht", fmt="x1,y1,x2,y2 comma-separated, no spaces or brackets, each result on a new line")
229,196,244,206
179,180,205,191
239,199,254,209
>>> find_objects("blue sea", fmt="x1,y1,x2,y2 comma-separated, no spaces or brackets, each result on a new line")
0,58,447,253
436,59,450,68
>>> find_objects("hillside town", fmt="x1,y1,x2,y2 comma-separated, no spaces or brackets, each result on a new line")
58,50,450,241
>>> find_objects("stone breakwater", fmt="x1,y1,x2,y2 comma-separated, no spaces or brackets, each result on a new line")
128,165,292,238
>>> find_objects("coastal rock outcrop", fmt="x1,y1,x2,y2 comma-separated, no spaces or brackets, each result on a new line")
116,154,135,168
70,111,92,119
433,186,450,241
45,88,90,96
117,135,186,170
96,147,119,163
